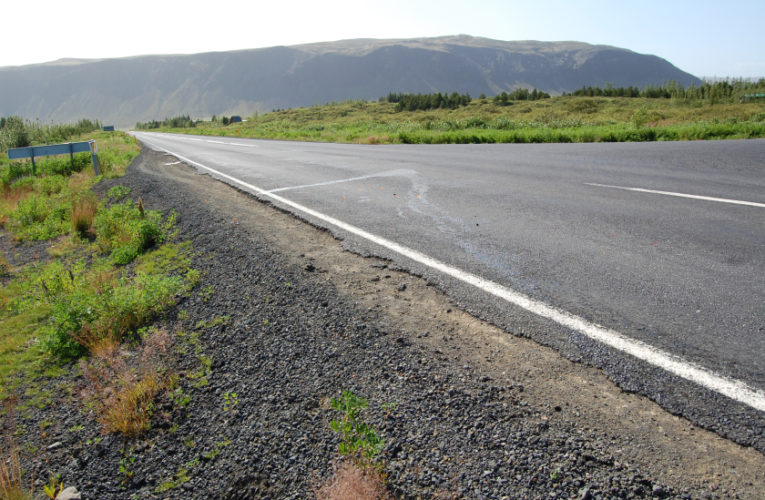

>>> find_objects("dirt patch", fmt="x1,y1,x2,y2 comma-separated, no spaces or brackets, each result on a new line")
0,231,56,267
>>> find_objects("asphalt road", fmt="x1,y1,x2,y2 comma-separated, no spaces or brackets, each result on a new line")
134,132,765,436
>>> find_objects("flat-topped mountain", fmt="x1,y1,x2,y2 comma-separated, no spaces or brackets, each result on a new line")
0,35,701,128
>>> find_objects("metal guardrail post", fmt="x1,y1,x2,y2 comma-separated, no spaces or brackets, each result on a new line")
89,140,100,176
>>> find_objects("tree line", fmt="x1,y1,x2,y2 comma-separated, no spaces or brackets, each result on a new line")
384,92,473,111
135,114,243,130
565,79,765,102
135,115,196,130
493,88,551,105
1,116,101,152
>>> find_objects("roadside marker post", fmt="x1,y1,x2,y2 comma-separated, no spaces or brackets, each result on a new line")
7,140,100,176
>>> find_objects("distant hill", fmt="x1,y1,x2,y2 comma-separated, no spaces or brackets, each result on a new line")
0,35,701,128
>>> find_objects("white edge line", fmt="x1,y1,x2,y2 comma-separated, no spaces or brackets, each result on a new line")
140,136,765,413
586,183,765,208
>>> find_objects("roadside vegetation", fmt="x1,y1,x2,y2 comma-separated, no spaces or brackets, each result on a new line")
1,119,198,496
139,79,765,144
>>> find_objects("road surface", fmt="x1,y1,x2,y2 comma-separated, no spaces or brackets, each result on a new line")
134,131,765,441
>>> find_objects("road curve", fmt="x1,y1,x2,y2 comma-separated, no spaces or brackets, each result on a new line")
133,132,765,445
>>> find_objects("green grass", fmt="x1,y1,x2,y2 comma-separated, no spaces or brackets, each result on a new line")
151,96,765,144
0,129,195,414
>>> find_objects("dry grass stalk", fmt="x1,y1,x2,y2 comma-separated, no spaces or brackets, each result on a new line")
80,328,174,438
71,194,99,237
0,440,26,500
315,461,390,500
0,400,33,500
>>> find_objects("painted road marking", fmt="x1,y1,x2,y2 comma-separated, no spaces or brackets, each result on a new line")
137,134,765,413
269,169,412,193
586,183,765,208
205,139,258,148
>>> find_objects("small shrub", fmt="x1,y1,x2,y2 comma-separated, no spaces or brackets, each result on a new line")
330,390,384,463
41,271,185,361
36,175,66,196
35,255,190,361
107,185,131,201
6,192,69,241
93,199,165,265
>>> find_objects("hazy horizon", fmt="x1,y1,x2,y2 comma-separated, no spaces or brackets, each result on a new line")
1,0,763,78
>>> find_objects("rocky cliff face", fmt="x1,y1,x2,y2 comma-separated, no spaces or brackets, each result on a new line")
0,35,701,127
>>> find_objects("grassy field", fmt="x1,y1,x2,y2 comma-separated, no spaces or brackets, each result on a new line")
149,95,765,144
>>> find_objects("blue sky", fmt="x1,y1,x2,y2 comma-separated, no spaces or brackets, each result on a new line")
2,0,763,77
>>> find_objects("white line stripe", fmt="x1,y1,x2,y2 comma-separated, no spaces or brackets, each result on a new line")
269,172,402,193
205,139,258,148
138,136,765,413
586,183,765,208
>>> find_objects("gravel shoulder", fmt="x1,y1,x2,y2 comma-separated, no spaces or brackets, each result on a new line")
5,148,765,499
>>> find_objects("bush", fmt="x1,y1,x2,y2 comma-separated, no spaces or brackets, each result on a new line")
93,198,165,265
38,263,187,361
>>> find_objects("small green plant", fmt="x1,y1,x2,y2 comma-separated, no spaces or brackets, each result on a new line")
631,105,650,128
43,475,63,499
550,467,561,481
329,390,384,463
171,387,192,410
107,185,131,200
68,425,84,432
381,401,397,417
118,448,136,486
223,391,238,412
199,285,215,302
202,438,230,460
194,315,230,329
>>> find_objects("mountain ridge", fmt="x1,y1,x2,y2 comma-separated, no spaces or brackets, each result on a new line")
0,35,701,128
